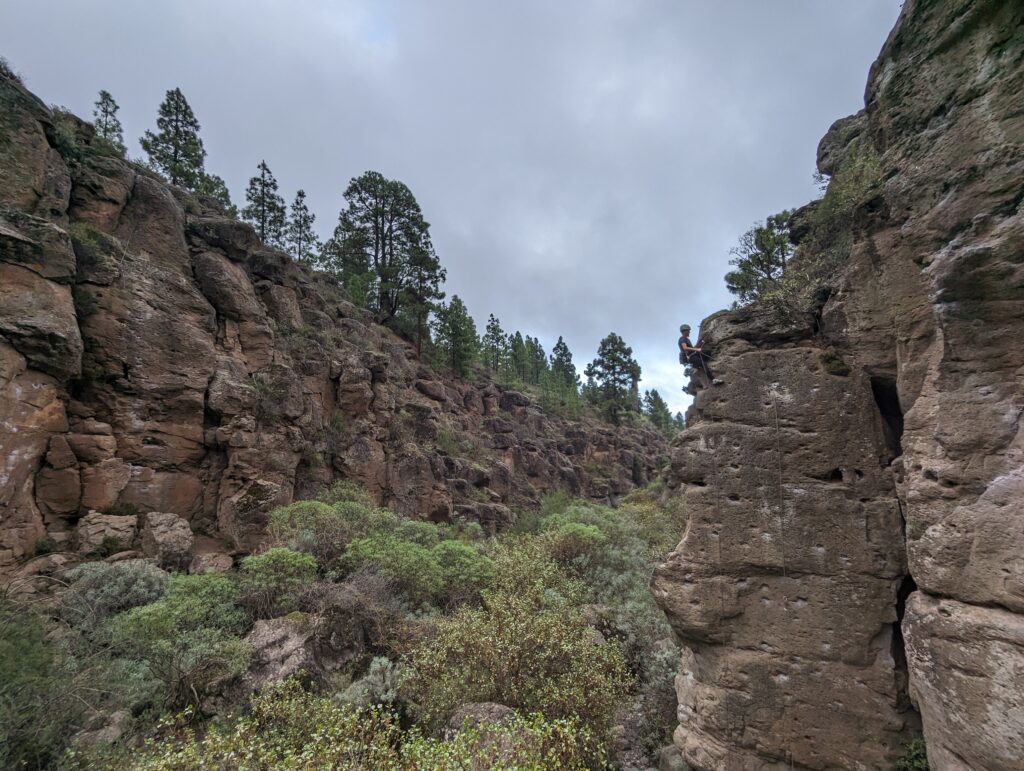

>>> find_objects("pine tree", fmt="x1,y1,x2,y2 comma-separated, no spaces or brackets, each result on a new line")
482,314,507,372
526,337,548,385
584,332,641,424
140,88,206,189
643,389,674,433
673,411,687,431
242,161,287,247
402,237,446,355
321,171,444,328
92,90,124,153
195,173,236,217
286,190,320,264
549,336,578,390
432,295,478,377
724,210,794,305
507,331,528,382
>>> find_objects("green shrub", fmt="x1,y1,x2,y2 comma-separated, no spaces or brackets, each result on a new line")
0,601,80,769
109,573,248,708
894,738,930,771
32,535,56,556
337,656,400,709
121,679,601,771
402,711,603,770
434,540,495,607
239,547,318,619
126,680,403,770
396,519,445,547
268,498,399,570
316,480,376,507
60,559,169,638
402,540,630,742
0,55,23,84
343,536,444,608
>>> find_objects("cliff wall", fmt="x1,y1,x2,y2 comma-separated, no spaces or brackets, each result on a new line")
0,76,666,575
653,1,1024,768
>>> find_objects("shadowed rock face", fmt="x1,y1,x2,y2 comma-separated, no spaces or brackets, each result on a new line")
654,0,1024,768
0,77,667,572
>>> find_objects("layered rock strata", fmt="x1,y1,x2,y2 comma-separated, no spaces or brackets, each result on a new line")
654,0,1024,768
0,76,665,572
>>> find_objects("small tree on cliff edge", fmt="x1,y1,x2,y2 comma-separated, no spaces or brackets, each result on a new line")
242,161,287,248
322,171,444,331
584,332,641,424
433,295,478,378
724,210,794,305
482,314,507,372
140,88,206,189
92,90,125,154
286,190,320,265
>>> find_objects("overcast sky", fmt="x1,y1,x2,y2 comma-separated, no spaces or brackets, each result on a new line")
2,1,902,416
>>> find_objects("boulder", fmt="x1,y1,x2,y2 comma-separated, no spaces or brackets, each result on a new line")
138,511,194,571
75,511,137,554
244,615,318,692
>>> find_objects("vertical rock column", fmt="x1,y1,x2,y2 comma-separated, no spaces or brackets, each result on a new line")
652,315,916,769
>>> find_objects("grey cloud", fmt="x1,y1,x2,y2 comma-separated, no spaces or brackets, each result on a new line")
1,0,902,414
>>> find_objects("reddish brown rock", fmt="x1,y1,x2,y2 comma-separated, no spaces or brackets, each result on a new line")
139,511,194,571
75,511,137,554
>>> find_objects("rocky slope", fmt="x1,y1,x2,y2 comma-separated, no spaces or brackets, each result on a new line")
653,1,1024,768
0,75,667,576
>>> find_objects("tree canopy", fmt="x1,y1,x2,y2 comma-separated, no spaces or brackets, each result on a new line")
322,171,445,335
724,210,794,305
584,332,641,423
92,90,124,154
140,88,206,189
242,161,287,248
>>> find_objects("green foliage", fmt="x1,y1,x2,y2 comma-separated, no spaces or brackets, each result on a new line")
343,536,444,608
194,172,236,216
126,680,403,770
109,573,248,708
87,534,129,558
436,426,474,456
402,711,603,770
0,600,79,769
433,540,495,607
61,560,169,638
727,140,881,314
242,160,287,247
316,479,377,507
402,539,630,742
338,656,401,708
92,89,125,155
239,547,318,619
140,88,207,189
432,295,479,377
642,389,675,434
481,313,507,371
584,332,641,424
894,738,930,770
123,679,601,770
32,535,56,556
0,55,23,84
724,210,794,305
321,170,445,339
286,189,320,264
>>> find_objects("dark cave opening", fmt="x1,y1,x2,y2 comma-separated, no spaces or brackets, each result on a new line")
870,376,904,461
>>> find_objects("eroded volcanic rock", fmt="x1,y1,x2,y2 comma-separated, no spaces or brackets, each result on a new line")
0,74,667,571
654,0,1024,768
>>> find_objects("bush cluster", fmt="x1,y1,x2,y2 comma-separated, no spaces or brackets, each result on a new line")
9,478,682,768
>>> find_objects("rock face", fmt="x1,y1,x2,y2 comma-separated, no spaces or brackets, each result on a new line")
0,75,666,572
654,1,1024,768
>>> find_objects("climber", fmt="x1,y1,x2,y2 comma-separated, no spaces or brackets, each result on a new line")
678,324,718,387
